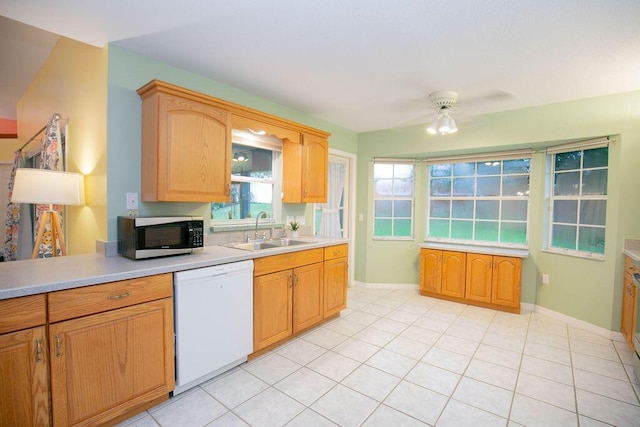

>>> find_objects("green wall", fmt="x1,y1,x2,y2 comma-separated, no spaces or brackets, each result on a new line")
106,45,357,240
356,91,640,330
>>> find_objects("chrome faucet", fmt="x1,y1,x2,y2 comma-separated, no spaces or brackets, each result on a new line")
254,211,267,240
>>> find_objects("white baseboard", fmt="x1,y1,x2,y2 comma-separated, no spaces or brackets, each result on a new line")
351,282,622,340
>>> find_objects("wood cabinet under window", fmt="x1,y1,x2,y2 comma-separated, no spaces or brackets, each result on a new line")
621,256,638,350
0,294,49,427
138,80,232,202
420,248,522,313
48,274,174,427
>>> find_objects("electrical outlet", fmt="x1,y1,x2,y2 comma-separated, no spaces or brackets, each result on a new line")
126,192,138,210
542,273,549,285
359,213,364,222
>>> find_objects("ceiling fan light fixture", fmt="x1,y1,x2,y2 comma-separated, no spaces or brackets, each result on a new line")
427,110,458,135
233,151,249,162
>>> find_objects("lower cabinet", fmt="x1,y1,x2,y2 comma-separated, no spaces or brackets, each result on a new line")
48,274,174,427
621,256,638,349
253,245,348,352
0,294,49,427
420,248,522,313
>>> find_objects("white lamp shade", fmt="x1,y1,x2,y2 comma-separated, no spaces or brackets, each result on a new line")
11,169,85,206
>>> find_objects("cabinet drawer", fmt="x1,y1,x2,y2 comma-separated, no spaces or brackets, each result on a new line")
48,273,173,323
625,256,639,276
324,244,348,261
254,248,323,276
0,294,46,335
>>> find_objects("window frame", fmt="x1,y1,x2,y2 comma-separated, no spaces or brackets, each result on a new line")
372,160,416,240
425,150,532,248
210,132,283,226
545,138,609,260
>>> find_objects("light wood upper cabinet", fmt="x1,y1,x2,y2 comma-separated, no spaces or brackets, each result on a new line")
283,133,328,203
138,81,232,202
0,295,49,427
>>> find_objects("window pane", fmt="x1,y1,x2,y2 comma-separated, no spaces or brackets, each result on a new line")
430,200,450,218
231,144,273,178
476,200,499,220
394,200,412,218
453,178,474,196
374,219,392,236
502,200,528,221
394,164,413,179
552,224,576,249
374,200,392,217
580,200,606,226
451,220,473,239
429,219,450,238
554,171,580,196
553,200,578,223
431,178,451,196
431,164,451,177
578,227,605,253
394,219,412,237
502,175,529,196
477,176,500,196
504,159,530,174
453,162,475,176
501,223,527,244
583,147,608,169
374,179,393,196
582,170,607,195
452,200,473,219
555,151,581,171
393,178,413,196
374,163,393,179
478,161,500,175
212,182,273,220
475,221,499,242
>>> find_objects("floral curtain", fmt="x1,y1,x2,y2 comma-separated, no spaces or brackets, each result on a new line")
319,160,345,238
34,114,64,258
3,150,24,261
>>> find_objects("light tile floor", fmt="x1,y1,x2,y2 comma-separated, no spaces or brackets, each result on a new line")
119,287,640,426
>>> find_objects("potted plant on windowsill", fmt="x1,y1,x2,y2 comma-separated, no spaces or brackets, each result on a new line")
288,221,301,238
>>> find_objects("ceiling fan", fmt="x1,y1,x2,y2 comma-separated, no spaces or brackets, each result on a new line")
426,90,459,135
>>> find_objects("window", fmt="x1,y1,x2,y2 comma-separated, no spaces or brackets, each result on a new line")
373,161,414,239
211,131,282,222
427,152,531,246
547,140,608,257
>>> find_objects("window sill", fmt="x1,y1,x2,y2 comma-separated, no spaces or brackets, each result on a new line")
421,241,529,258
542,248,604,262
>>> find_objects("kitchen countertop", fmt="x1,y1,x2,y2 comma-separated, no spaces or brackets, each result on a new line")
419,241,529,258
623,238,640,268
0,237,347,300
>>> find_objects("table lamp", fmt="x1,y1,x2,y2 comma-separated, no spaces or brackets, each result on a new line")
11,168,85,258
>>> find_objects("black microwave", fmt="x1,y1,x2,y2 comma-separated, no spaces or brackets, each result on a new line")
117,216,204,260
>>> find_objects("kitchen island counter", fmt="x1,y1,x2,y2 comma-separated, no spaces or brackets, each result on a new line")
0,237,346,300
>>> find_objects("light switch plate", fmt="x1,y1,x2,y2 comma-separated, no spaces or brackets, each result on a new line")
126,192,138,210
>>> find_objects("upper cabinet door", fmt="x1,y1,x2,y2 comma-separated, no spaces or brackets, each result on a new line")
301,133,328,203
140,89,231,202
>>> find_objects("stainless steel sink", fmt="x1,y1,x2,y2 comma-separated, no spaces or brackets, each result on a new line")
227,238,308,251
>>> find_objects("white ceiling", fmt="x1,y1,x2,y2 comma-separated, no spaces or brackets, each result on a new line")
2,0,640,132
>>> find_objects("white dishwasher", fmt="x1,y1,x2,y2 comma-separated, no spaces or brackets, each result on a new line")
173,259,254,395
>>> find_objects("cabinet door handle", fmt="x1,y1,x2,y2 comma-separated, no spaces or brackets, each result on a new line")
107,292,130,300
304,188,308,198
295,275,299,287
289,275,293,289
55,335,62,358
35,338,42,363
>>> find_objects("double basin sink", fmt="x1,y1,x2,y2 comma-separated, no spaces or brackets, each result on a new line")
227,238,309,251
